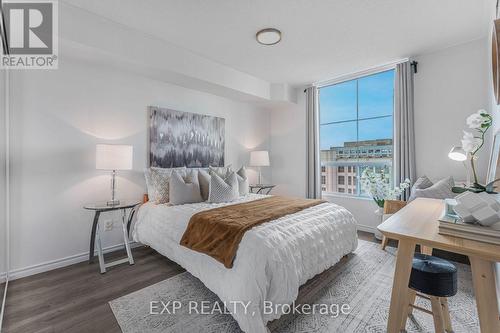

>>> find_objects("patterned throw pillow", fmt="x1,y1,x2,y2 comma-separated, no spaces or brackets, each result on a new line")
410,176,456,201
236,166,249,196
144,167,186,204
209,165,232,178
408,175,435,201
169,169,203,205
208,171,240,203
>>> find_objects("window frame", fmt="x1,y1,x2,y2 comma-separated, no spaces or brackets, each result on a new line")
318,66,396,198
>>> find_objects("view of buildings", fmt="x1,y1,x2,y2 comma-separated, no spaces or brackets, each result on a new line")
320,139,393,195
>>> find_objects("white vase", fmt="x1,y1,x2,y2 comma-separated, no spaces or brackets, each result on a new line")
374,207,384,240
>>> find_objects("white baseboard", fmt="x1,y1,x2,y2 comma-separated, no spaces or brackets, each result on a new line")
8,242,140,281
6,224,377,281
356,223,377,234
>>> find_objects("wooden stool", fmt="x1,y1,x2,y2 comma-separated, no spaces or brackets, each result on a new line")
402,253,458,332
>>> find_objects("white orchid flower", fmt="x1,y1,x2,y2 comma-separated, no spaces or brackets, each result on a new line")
466,111,484,129
461,131,480,153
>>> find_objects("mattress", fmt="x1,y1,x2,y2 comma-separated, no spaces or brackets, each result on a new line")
133,194,358,333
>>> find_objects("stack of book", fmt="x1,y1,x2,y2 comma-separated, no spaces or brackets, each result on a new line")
439,213,500,245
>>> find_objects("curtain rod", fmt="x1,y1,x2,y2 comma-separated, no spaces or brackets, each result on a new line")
304,59,416,92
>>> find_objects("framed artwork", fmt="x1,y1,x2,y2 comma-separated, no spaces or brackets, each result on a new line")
149,106,225,168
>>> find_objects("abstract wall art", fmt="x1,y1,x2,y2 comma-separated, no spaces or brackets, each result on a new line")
149,106,225,168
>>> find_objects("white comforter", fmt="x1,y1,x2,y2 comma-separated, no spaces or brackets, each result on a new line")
133,194,358,333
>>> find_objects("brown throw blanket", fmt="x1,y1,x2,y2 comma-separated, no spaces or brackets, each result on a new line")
180,196,326,268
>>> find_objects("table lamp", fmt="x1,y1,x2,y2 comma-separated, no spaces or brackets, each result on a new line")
96,144,133,206
250,150,270,185
448,146,470,187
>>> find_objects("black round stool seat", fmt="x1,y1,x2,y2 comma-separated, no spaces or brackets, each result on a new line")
409,253,457,297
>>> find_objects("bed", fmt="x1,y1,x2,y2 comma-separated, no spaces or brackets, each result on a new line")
133,193,358,333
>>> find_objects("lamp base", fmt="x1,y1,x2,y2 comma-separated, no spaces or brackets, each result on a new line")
107,199,120,206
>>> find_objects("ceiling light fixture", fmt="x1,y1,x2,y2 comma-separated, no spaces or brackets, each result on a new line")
256,28,281,46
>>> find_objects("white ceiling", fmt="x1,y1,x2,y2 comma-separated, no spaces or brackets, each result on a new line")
64,0,493,86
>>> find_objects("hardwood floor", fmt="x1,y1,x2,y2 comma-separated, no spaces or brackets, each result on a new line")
1,231,467,333
2,247,184,333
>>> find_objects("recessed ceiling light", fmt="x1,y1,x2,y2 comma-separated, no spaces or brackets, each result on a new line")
256,28,281,46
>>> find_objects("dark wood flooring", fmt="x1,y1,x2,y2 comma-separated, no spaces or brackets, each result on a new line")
1,231,467,333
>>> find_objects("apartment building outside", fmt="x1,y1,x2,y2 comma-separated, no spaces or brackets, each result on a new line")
320,139,393,195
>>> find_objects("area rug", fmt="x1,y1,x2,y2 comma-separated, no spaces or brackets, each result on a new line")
109,240,479,332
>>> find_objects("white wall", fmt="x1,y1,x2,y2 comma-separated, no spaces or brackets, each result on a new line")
8,56,270,277
270,38,492,230
270,96,306,198
414,38,491,184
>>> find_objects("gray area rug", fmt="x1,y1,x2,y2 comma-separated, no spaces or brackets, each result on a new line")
110,240,479,332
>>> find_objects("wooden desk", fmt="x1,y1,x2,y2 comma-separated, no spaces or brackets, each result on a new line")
378,198,500,333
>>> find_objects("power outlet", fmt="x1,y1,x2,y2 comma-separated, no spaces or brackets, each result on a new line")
104,220,114,231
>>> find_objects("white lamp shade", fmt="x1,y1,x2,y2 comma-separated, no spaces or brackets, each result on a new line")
96,144,133,170
250,150,270,167
448,146,467,162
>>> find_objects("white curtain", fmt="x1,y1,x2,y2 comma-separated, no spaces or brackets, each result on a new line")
394,61,416,200
306,86,321,199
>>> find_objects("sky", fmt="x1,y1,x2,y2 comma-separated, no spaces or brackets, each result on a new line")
319,69,394,150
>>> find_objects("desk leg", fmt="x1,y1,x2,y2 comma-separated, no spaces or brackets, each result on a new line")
88,211,100,263
387,240,416,333
469,256,500,333
420,245,433,256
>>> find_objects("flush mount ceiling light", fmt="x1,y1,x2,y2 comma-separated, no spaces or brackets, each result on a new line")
256,28,281,46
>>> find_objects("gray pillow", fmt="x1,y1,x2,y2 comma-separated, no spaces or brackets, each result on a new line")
208,171,239,203
198,169,211,201
411,176,456,201
144,167,186,204
408,175,434,201
169,169,203,205
236,166,249,196
198,166,233,201
209,165,232,178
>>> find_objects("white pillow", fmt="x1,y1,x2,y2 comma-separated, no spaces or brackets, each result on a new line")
410,176,456,201
169,169,203,205
236,166,249,196
144,167,186,204
208,171,239,203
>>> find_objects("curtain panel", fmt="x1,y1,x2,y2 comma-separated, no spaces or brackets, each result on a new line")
306,86,321,199
394,61,417,200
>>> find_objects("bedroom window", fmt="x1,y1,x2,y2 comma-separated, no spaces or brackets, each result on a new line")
319,69,394,196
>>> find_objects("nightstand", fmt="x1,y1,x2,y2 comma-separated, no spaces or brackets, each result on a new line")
84,201,141,273
249,184,276,195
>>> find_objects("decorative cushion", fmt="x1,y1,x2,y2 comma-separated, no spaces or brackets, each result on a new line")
410,176,456,201
199,166,232,201
408,176,434,201
208,171,239,203
169,169,203,205
198,169,211,201
209,165,232,178
236,166,249,196
144,167,186,204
